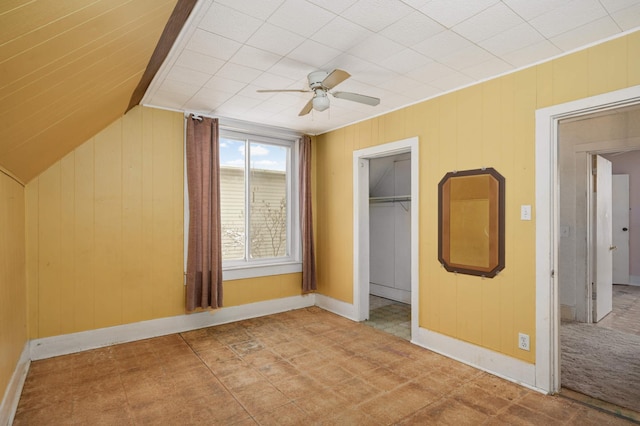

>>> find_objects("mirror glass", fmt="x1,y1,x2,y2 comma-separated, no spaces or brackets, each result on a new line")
438,168,505,278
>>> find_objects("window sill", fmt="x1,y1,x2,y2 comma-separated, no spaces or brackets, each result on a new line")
222,261,302,281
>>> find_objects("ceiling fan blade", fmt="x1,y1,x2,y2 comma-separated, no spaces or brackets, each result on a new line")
298,99,313,116
257,89,310,93
332,91,380,106
322,69,350,90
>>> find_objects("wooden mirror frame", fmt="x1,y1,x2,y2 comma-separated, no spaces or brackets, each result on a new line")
438,168,505,278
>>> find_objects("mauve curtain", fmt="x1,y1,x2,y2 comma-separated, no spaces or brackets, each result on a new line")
300,135,317,292
185,115,223,311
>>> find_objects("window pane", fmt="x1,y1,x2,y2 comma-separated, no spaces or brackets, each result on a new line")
249,143,288,259
220,138,246,260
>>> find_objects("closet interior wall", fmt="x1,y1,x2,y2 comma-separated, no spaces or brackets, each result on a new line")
369,153,411,303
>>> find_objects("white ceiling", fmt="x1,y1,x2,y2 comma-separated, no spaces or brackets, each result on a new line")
142,0,640,135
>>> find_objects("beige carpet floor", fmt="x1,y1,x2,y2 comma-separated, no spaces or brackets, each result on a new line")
561,285,640,414
561,321,640,412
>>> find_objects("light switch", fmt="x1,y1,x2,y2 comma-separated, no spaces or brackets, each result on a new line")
521,205,532,221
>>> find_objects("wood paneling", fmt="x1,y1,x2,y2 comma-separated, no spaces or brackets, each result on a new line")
26,107,185,338
0,0,179,183
0,172,27,399
629,31,640,87
315,34,640,363
25,106,308,338
588,37,628,96
224,273,303,307
552,51,589,105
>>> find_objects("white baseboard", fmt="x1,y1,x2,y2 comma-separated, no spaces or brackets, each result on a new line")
315,294,358,321
630,275,640,286
313,295,543,393
21,292,546,413
0,342,30,426
370,283,411,304
30,294,315,361
412,327,543,393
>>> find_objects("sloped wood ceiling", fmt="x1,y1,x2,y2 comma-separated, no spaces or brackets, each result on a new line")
0,0,179,183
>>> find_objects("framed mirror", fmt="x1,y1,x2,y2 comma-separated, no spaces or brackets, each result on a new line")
438,168,505,278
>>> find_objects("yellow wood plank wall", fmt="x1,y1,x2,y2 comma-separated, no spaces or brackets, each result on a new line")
315,32,640,364
25,106,185,338
225,274,303,307
24,106,306,339
0,171,26,401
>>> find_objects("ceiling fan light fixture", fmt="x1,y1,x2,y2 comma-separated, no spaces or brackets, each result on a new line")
312,90,329,111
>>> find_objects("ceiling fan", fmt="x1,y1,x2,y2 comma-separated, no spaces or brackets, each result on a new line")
256,69,380,116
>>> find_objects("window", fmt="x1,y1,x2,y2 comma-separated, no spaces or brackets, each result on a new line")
220,131,294,261
184,119,301,281
184,119,302,281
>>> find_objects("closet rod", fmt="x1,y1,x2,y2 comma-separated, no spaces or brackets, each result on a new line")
369,195,411,203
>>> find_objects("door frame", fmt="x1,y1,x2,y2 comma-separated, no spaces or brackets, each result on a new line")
353,137,419,339
535,85,640,393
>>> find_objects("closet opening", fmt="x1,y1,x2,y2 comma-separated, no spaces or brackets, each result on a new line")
366,153,412,340
353,137,419,343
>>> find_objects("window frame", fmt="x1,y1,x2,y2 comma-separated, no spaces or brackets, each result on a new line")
184,117,302,281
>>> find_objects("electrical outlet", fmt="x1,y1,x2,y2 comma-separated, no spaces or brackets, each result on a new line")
518,333,530,351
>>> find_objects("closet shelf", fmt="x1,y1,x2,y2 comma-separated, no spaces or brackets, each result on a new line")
369,195,411,203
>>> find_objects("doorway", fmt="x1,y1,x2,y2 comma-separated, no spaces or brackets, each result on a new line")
559,146,640,413
557,111,640,325
353,137,419,342
366,153,411,339
554,101,640,413
534,85,640,396
606,152,637,286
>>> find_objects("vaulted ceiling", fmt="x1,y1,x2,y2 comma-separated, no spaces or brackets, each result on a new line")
0,0,179,183
2,0,640,183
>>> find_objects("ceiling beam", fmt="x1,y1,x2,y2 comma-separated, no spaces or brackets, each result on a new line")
126,0,197,113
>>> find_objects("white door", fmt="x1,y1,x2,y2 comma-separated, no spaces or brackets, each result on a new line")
594,155,613,322
612,174,630,285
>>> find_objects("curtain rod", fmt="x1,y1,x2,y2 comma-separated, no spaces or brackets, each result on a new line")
183,112,303,140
